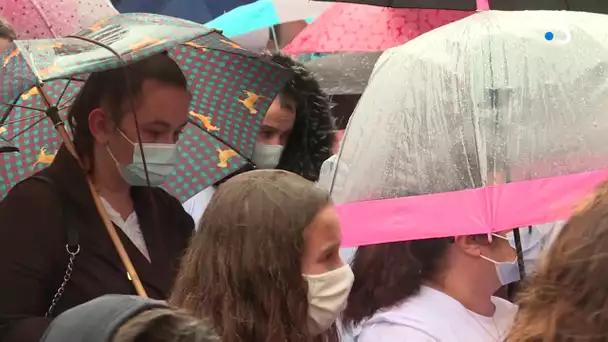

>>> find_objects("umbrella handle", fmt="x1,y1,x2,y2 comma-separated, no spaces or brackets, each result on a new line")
36,85,148,298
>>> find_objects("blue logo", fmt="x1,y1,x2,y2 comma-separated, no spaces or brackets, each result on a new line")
545,31,555,41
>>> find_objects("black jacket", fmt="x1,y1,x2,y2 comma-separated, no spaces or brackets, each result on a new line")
0,147,194,342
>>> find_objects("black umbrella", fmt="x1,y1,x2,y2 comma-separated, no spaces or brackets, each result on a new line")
312,0,608,13
305,53,381,129
330,94,360,129
0,136,18,154
305,52,382,95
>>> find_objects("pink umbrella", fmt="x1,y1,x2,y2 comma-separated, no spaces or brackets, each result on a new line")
283,3,473,54
1,0,118,39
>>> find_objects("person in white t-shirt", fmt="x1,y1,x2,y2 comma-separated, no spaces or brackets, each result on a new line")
183,52,335,228
342,233,520,342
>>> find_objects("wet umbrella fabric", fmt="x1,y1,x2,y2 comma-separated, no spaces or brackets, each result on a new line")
0,13,291,201
283,3,472,54
320,10,608,247
0,0,119,39
113,0,255,23
310,0,608,13
305,52,381,95
205,0,331,38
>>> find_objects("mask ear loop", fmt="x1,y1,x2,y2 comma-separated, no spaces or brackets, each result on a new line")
124,75,151,187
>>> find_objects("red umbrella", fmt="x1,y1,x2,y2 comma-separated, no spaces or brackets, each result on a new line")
283,3,472,54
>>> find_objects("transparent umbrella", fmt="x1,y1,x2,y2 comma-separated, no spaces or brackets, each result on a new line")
323,10,608,247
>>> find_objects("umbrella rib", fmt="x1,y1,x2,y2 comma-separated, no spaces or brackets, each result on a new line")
0,113,46,127
1,93,30,126
56,79,73,107
7,116,46,142
2,103,47,112
58,94,78,110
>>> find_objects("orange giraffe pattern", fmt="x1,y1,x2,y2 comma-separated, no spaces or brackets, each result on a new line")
37,42,64,50
3,48,19,67
38,64,61,77
129,37,167,52
238,90,261,114
88,18,110,32
216,148,238,168
20,87,39,100
32,147,56,169
220,39,244,50
184,41,207,51
189,111,219,131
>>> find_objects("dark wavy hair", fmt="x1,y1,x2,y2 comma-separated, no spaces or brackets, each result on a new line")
170,170,339,342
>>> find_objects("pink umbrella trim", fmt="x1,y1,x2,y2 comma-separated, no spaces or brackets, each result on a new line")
337,169,608,247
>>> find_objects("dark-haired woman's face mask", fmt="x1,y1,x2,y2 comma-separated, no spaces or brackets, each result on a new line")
253,97,295,169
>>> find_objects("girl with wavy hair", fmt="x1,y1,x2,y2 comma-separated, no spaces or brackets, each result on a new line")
171,170,354,342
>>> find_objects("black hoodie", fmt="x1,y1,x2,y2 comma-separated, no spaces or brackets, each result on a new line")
265,52,336,182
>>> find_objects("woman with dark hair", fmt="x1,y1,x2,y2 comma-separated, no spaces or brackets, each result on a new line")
171,170,354,342
507,181,608,342
343,234,519,341
0,54,194,342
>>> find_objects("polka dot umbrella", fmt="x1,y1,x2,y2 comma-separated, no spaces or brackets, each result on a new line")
0,0,118,39
0,13,291,296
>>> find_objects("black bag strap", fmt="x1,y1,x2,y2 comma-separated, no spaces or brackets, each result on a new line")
30,176,79,248
30,176,80,317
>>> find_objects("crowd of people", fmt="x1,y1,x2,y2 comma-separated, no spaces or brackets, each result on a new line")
0,13,608,342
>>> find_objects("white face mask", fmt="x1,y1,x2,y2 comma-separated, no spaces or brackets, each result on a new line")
107,130,179,187
252,143,283,169
303,264,354,335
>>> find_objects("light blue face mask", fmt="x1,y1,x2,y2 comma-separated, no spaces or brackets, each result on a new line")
107,130,179,187
480,233,521,285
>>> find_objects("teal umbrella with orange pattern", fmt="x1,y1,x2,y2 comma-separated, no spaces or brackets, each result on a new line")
0,13,291,202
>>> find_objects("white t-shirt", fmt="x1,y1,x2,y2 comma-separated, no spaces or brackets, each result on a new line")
182,186,216,229
355,286,517,342
100,197,149,262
